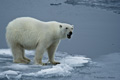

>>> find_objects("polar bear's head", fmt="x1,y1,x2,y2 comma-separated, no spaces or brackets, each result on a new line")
58,23,74,39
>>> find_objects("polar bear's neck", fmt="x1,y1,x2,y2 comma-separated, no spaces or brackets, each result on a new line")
46,22,62,40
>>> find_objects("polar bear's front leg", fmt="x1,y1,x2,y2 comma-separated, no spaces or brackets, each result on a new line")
47,40,60,65
34,44,46,65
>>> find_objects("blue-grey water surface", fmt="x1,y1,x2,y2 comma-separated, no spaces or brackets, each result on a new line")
0,0,120,80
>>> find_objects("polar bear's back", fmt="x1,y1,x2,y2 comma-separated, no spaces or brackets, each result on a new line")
7,17,44,29
6,17,49,49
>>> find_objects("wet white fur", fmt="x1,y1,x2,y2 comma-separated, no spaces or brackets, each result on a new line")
6,17,73,65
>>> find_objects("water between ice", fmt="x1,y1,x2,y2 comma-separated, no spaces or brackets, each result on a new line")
0,49,91,79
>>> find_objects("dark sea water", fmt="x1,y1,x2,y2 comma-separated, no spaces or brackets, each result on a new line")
0,0,120,80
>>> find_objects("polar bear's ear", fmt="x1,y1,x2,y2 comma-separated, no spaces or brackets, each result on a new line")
59,25,62,28
72,25,74,27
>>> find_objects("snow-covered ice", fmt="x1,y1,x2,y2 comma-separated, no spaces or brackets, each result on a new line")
61,56,90,67
4,64,29,70
0,49,91,79
24,64,73,77
1,70,19,75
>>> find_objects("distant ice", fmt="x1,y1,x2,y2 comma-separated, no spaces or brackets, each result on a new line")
64,0,120,14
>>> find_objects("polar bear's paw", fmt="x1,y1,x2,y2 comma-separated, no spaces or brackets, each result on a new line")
24,57,31,62
13,59,30,64
51,61,60,65
35,62,47,66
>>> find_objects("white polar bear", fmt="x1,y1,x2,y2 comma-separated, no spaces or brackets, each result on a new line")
6,17,73,65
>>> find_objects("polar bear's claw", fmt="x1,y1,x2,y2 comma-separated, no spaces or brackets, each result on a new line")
42,63,48,66
35,62,47,66
24,57,31,62
51,61,60,65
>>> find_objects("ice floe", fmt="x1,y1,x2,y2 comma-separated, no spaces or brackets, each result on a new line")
0,49,91,79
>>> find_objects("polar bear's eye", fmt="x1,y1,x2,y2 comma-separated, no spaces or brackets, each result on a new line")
59,25,62,28
66,27,68,29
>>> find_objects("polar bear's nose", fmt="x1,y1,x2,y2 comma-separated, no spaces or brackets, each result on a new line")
67,31,73,39
69,31,72,35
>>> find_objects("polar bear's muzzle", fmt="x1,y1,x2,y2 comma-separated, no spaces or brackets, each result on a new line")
67,31,72,39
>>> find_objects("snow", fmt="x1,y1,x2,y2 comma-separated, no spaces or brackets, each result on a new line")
0,70,21,80
4,64,29,70
0,49,91,79
24,55,90,77
25,64,73,77
61,56,90,67
0,49,12,56
0,49,34,56
1,70,19,75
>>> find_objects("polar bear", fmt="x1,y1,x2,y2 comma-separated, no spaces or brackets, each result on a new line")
6,17,73,65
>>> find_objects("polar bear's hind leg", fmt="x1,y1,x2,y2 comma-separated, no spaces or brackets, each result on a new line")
11,44,30,64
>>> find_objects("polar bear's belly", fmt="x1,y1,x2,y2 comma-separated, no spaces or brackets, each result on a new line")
20,41,38,50
18,36,38,50
23,45,37,50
